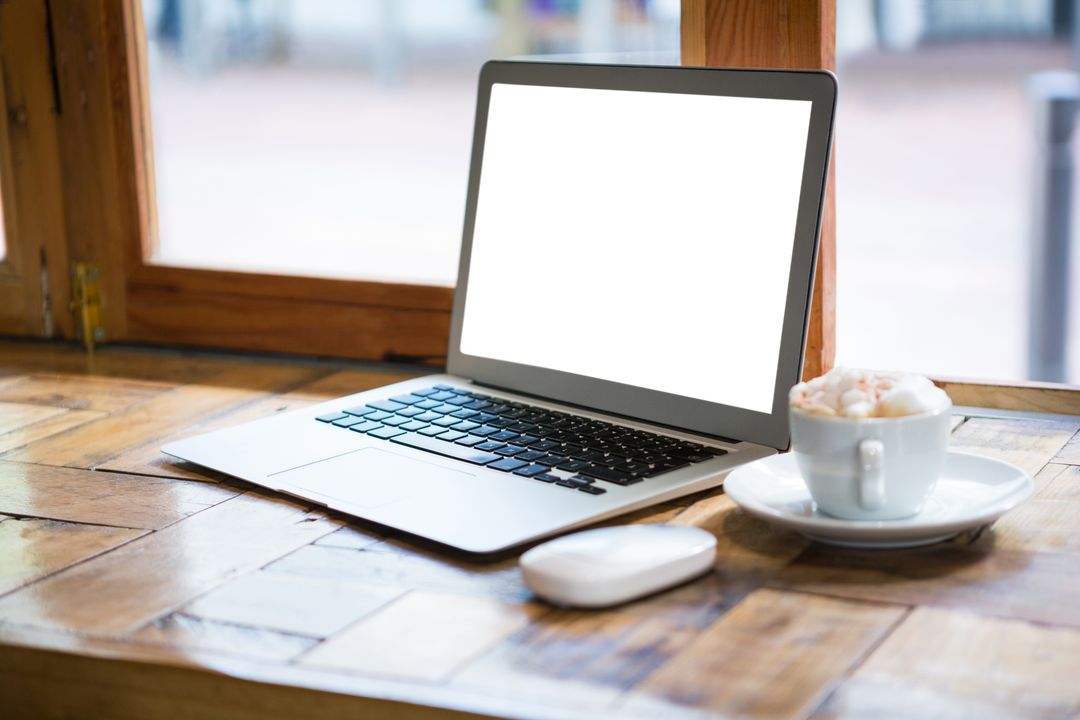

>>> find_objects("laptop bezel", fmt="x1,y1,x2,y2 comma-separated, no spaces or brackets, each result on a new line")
447,61,836,451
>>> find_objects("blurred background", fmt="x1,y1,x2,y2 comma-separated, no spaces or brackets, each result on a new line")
131,0,1080,384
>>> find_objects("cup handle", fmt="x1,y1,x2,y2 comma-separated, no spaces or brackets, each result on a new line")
858,438,886,511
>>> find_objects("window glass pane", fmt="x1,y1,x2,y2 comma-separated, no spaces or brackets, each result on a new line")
142,0,680,286
835,0,1080,383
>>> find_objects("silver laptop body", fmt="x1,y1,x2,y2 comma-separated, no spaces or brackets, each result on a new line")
164,61,837,554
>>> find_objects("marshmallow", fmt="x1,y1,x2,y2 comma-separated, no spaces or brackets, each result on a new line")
789,367,950,419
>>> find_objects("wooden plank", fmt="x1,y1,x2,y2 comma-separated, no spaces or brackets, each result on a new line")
771,543,1080,628
667,490,812,575
0,490,339,636
0,402,67,434
0,375,171,411
982,495,1080,556
268,544,531,605
452,609,698,712
299,591,544,682
932,376,1080,417
0,409,106,455
813,607,1080,719
625,588,905,719
313,525,384,551
97,395,321,481
126,286,451,364
128,614,318,663
1033,461,1080,500
1051,430,1080,465
0,516,145,597
947,416,1080,477
1,365,320,469
0,461,236,529
181,571,406,638
282,369,424,401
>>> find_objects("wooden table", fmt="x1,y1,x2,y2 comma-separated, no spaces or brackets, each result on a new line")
2,339,1080,720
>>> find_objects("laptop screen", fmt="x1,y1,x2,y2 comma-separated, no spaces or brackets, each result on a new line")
460,83,812,414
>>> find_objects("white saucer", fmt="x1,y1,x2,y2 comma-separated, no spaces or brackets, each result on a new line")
724,451,1034,548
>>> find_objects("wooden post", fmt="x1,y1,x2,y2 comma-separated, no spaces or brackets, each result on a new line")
682,0,836,382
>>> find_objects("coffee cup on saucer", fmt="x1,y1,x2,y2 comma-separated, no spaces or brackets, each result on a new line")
789,368,953,521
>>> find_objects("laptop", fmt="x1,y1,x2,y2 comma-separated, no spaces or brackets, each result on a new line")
164,61,837,554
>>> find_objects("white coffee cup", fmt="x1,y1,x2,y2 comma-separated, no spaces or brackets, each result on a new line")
789,403,952,520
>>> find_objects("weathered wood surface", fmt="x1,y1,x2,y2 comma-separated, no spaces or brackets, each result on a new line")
2,339,1080,720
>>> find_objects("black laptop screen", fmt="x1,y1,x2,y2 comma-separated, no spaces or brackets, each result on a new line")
459,82,812,415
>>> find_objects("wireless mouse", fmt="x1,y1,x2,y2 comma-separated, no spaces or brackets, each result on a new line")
519,524,717,608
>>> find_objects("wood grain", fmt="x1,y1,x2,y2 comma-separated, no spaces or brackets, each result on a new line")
627,588,905,719
1,365,319,469
814,606,1080,719
129,613,318,663
453,609,698,711
948,416,1080,477
933,376,1080,416
268,544,531,605
0,409,106,455
772,543,1080,628
1033,461,1080,500
0,490,338,635
0,516,145,597
181,571,405,638
1051,430,1080,465
97,395,321,481
0,460,236,529
300,590,544,682
0,375,171,411
0,402,67,434
982,496,1080,556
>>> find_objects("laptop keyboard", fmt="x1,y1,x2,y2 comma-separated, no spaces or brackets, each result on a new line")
315,384,728,496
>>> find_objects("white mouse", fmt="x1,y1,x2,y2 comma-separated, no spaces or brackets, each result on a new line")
519,525,717,608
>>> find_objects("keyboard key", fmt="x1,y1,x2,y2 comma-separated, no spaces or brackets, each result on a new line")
642,461,690,477
340,406,376,417
470,426,500,437
495,445,526,456
381,416,412,427
428,391,457,401
368,425,405,440
507,422,537,433
400,421,430,432
452,420,481,432
396,407,426,418
488,418,516,428
529,440,562,451
556,459,591,472
364,410,394,422
535,455,564,466
516,450,548,462
570,450,605,462
438,430,467,442
476,441,506,452
433,416,462,427
432,404,460,414
490,431,521,442
390,394,425,406
578,465,638,484
414,412,442,423
450,409,480,419
455,435,487,447
433,384,457,391
418,425,448,437
550,444,582,456
513,464,550,477
391,432,501,465
367,399,406,413
474,413,497,423
555,478,584,488
332,416,369,428
348,420,383,433
578,484,607,495
415,399,442,410
511,435,539,446
667,448,724,463
463,400,493,410
411,388,439,397
316,412,349,423
446,396,473,406
534,473,560,483
488,458,529,472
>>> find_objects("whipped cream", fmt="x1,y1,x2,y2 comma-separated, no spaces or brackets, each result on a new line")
789,367,950,418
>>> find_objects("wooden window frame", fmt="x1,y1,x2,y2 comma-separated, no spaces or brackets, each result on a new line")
1,0,1076,415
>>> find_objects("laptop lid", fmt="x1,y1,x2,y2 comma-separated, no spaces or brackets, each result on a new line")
447,61,836,451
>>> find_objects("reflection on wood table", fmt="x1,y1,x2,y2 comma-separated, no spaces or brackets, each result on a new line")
2,339,1080,720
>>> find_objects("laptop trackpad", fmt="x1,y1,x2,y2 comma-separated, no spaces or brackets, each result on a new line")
270,447,473,509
